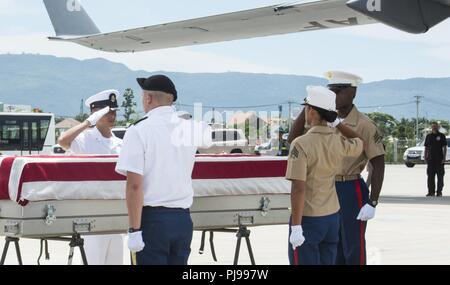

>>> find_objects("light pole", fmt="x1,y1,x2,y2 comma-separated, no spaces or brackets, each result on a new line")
414,95,423,143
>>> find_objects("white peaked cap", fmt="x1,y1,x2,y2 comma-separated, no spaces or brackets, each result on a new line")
303,86,337,112
85,89,120,110
324,71,363,87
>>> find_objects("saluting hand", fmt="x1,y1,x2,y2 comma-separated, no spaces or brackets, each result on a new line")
86,106,111,126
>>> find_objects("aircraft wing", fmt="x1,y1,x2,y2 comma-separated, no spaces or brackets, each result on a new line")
45,0,450,53
47,0,376,53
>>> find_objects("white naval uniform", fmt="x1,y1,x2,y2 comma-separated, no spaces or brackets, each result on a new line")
115,106,212,209
115,106,211,265
69,127,124,265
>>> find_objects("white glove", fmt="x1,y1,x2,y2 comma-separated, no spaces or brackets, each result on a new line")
356,204,376,221
128,231,145,252
289,225,305,250
86,106,110,126
327,118,343,128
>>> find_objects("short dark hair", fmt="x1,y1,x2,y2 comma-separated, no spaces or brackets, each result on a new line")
431,122,439,125
310,105,338,123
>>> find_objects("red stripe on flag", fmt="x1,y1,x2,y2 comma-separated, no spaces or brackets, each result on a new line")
294,248,299,265
20,155,120,159
3,156,287,202
195,154,261,158
16,162,125,201
17,160,287,183
355,180,366,266
19,162,124,183
192,160,287,179
0,157,17,200
20,154,260,159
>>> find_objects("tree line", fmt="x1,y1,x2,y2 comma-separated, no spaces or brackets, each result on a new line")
61,88,448,144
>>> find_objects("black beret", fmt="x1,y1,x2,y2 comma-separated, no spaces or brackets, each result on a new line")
137,75,178,102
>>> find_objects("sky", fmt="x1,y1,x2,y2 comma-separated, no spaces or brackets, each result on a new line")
0,0,449,82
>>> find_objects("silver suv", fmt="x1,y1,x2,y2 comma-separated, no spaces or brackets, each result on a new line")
197,128,255,154
403,137,450,168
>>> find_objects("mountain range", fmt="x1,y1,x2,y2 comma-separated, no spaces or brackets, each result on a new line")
1,54,449,120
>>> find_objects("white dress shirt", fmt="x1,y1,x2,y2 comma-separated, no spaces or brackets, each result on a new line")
116,106,212,209
70,127,122,155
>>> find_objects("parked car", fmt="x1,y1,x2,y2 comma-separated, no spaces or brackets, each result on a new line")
198,128,255,154
403,137,450,168
255,136,291,156
255,139,278,156
52,127,255,155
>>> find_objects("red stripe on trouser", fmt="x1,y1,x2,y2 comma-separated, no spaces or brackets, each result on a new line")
294,248,299,265
355,180,365,265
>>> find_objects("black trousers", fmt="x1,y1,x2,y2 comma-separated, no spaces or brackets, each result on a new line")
427,161,445,194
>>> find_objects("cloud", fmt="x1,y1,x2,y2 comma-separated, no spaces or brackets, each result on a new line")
423,46,450,62
0,0,41,16
0,33,291,74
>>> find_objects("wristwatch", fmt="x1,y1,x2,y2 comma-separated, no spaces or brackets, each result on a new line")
128,228,141,233
367,199,378,208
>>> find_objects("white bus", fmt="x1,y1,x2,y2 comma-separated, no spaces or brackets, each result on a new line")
0,112,56,156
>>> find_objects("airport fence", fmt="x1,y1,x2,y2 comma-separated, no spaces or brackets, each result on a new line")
383,139,421,164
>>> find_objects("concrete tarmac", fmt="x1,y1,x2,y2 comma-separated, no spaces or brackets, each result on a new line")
1,164,449,265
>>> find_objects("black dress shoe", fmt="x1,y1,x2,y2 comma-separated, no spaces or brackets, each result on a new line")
437,192,443,197
426,193,435,197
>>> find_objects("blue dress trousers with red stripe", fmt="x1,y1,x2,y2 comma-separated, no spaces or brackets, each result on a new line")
288,213,340,265
335,178,369,265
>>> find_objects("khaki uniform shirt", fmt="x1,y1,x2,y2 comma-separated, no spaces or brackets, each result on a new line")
286,126,363,217
337,106,385,176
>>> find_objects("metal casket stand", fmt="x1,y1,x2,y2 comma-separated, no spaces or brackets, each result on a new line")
0,200,129,265
1,194,290,265
193,194,290,265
